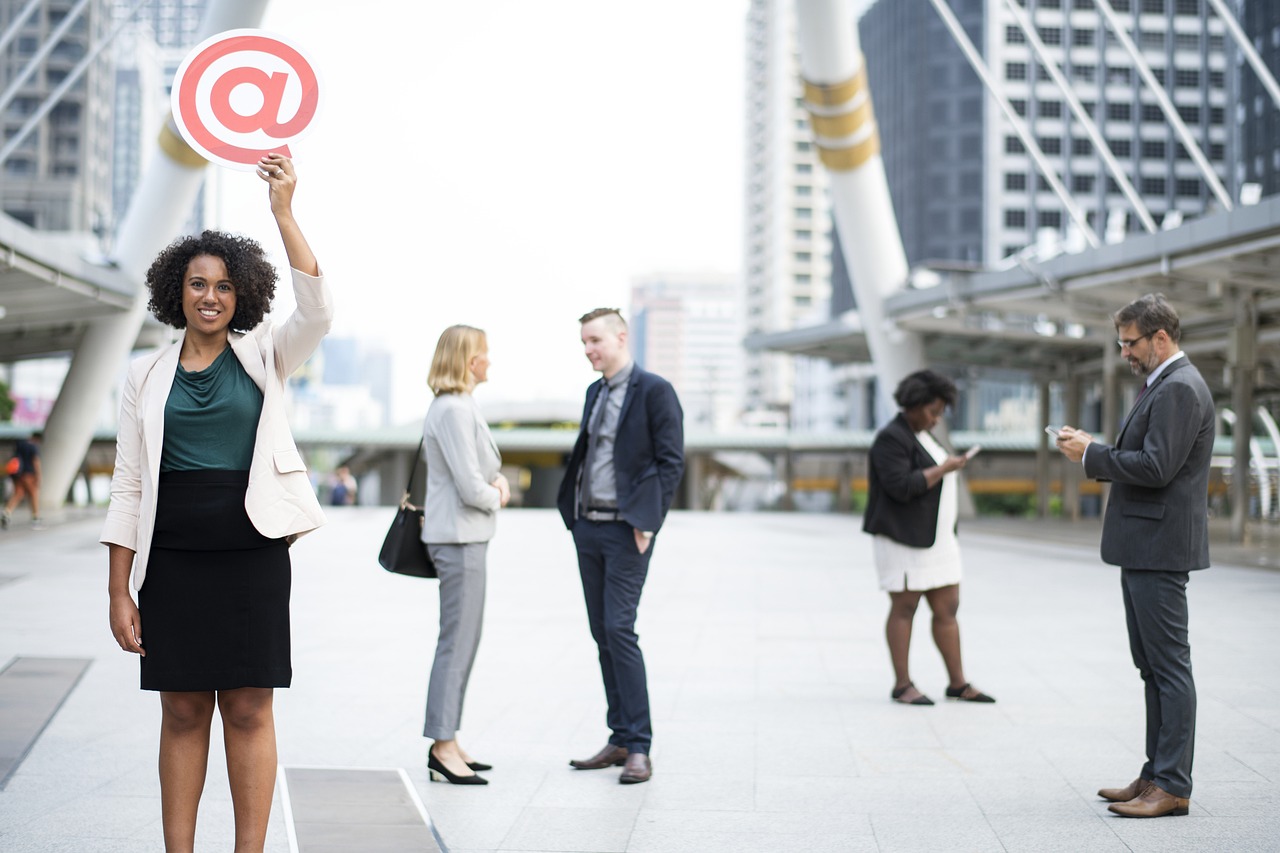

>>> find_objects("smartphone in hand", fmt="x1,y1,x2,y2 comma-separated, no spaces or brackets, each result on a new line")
963,444,982,460
1045,426,1062,439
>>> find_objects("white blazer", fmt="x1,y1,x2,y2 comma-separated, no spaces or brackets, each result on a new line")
422,392,502,544
100,268,334,591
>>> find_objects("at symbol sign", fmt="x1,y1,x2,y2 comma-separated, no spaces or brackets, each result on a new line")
172,29,321,170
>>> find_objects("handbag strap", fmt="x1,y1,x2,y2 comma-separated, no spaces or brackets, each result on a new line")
402,437,425,509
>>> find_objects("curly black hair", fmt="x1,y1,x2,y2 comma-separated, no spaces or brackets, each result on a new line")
145,230,278,331
893,369,958,411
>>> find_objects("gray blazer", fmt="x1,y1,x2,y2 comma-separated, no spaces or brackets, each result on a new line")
1084,357,1215,572
421,393,502,544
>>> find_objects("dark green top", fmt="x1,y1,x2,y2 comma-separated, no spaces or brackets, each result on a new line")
161,345,263,472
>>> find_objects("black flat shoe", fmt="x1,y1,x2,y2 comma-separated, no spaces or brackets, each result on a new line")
945,683,996,703
466,760,493,772
428,751,488,785
891,682,934,705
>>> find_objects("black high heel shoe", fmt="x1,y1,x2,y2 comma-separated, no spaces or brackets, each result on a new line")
465,760,493,771
428,750,489,785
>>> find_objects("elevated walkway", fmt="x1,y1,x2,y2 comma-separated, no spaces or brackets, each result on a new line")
1,510,1277,851
0,215,167,362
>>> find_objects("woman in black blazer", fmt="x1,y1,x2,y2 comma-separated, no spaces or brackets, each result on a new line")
863,370,994,706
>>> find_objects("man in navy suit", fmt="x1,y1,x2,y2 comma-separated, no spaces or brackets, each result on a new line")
557,308,684,784
1057,294,1215,819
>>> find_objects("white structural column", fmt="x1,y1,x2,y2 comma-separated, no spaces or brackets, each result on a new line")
39,0,271,514
793,0,925,414
1228,293,1258,543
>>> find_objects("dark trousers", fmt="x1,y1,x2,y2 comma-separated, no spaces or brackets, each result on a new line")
1121,568,1196,798
572,520,654,754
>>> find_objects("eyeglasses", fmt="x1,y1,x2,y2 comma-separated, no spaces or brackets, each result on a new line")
1117,332,1154,350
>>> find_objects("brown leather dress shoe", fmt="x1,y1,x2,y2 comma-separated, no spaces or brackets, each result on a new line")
1098,777,1150,802
569,744,628,770
1108,783,1189,818
619,752,652,784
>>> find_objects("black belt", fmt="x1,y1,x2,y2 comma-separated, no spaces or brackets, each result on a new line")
583,507,620,521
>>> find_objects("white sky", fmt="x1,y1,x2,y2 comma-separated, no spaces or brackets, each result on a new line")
203,0,757,423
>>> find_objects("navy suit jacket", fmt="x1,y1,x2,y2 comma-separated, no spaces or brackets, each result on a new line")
1084,357,1215,571
557,364,684,533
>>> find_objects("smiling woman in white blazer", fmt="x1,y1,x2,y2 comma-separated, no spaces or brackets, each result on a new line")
101,156,330,853
420,325,510,786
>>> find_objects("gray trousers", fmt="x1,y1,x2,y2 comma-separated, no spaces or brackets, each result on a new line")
423,542,487,741
1121,568,1196,798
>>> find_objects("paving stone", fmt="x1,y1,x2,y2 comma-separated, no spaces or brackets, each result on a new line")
0,509,1277,853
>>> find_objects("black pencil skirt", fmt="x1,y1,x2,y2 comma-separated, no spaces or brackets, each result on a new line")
138,469,292,692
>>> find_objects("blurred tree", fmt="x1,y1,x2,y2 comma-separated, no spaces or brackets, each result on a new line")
0,379,14,422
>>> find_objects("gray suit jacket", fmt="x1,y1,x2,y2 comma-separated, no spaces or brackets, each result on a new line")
1084,357,1215,571
422,393,502,544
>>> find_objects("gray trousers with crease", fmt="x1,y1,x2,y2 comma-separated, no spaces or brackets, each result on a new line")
423,542,487,740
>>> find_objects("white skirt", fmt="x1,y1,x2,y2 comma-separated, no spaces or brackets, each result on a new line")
873,431,963,593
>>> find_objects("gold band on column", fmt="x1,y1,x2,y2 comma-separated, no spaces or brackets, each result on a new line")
802,66,865,108
158,121,209,169
802,59,881,171
817,132,881,171
809,96,874,139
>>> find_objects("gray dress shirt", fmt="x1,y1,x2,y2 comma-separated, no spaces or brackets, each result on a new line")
581,361,632,510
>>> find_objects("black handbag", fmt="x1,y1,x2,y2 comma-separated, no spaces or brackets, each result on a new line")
378,439,436,578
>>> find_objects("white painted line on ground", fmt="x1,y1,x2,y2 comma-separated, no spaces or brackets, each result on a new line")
276,764,300,853
398,766,448,852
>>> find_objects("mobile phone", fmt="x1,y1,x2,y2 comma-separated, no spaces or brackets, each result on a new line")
963,444,982,459
1044,426,1062,439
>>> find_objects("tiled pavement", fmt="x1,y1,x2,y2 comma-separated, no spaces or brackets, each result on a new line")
0,507,1277,852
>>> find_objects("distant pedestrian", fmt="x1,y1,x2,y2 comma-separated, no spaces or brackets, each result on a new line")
100,156,331,852
863,370,994,706
329,465,357,506
420,324,508,786
558,308,684,785
2,431,42,529
1055,294,1214,819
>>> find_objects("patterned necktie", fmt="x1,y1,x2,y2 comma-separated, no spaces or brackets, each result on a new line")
580,381,610,510
588,381,610,435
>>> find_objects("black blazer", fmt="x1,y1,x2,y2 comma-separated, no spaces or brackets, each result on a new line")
557,365,685,533
862,413,950,548
1084,357,1215,571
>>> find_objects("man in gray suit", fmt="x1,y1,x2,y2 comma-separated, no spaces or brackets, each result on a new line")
1056,293,1215,819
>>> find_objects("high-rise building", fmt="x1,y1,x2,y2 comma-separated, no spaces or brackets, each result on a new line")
630,273,744,432
860,0,1236,266
110,0,209,233
1236,0,1280,197
119,0,204,48
1,0,115,232
743,0,837,423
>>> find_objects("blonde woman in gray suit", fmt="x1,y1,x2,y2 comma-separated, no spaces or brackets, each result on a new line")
421,325,510,785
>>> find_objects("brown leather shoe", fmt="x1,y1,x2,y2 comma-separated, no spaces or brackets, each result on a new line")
1098,777,1150,803
1108,783,1189,818
619,752,651,784
569,744,627,770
